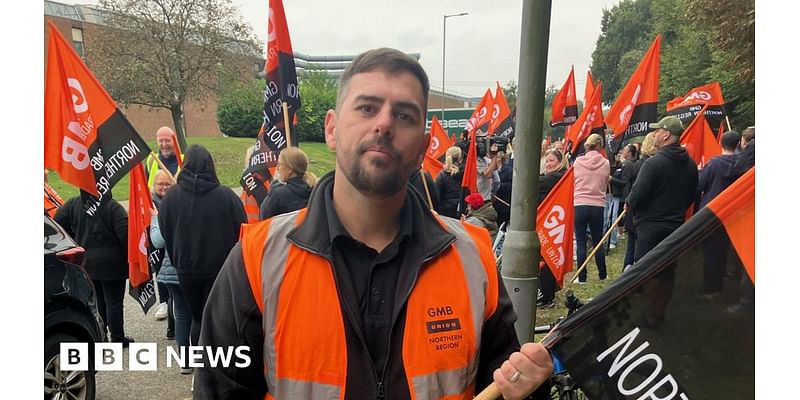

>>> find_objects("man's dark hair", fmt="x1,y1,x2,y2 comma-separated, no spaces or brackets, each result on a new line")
626,144,639,159
721,130,741,151
742,126,755,143
336,48,430,112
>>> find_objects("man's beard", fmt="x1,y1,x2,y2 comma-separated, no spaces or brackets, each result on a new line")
340,136,418,198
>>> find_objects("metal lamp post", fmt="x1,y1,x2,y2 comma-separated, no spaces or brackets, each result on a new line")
442,12,468,122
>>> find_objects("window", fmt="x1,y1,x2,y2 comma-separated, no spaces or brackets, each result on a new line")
71,27,84,57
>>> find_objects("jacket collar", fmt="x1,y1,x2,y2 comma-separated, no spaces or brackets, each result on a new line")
287,171,456,261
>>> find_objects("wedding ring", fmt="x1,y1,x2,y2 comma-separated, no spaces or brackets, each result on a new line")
509,370,521,383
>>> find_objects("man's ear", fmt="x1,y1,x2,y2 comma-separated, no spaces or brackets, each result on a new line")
324,110,337,151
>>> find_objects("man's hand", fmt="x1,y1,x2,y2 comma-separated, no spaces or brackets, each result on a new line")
492,343,553,400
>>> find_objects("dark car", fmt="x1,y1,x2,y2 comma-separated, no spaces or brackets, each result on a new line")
45,215,105,400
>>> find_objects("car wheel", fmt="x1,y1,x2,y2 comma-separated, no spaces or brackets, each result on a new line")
45,333,96,400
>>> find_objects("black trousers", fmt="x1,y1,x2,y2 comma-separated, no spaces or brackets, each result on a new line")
634,223,678,262
93,279,127,340
634,223,680,326
178,273,218,346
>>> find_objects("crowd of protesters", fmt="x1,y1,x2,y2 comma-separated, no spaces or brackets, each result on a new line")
46,109,754,395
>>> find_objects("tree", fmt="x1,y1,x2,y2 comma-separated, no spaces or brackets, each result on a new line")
217,74,262,138
89,0,260,149
503,80,518,111
296,69,338,143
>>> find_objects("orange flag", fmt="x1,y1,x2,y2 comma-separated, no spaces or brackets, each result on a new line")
490,83,514,138
460,128,479,199
707,168,755,282
45,22,150,211
551,66,578,127
679,104,721,169
564,82,605,155
170,134,183,168
606,35,661,155
667,81,727,129
427,116,451,160
585,70,595,106
466,89,494,136
536,167,575,287
422,153,444,181
128,163,154,288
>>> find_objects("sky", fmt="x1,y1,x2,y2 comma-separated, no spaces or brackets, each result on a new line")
78,0,620,99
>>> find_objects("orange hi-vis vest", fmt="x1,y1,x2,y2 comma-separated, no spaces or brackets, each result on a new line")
240,190,260,223
240,208,500,400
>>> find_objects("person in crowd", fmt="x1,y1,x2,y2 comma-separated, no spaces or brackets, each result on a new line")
409,168,440,211
259,147,317,220
626,116,698,327
240,145,261,223
573,133,610,283
477,136,503,203
150,171,176,334
145,126,181,318
146,126,181,186
455,129,470,155
494,145,514,228
54,194,133,346
149,170,192,373
464,192,499,240
158,144,247,349
435,145,465,218
536,148,569,308
617,143,643,272
695,130,741,299
195,47,552,400
605,152,625,250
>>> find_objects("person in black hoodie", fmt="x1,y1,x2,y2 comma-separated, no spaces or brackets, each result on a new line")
626,116,698,327
54,194,133,345
158,144,247,347
695,130,741,297
435,146,465,218
259,147,317,220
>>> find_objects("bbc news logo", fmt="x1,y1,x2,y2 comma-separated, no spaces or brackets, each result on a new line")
60,343,251,371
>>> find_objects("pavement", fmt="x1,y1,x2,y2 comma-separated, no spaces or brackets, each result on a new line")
95,290,193,400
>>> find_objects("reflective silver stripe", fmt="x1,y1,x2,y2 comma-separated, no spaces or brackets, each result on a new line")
439,217,490,346
412,357,479,400
270,378,341,399
260,210,302,392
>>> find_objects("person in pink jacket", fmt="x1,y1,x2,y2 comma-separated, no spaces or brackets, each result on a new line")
573,133,610,283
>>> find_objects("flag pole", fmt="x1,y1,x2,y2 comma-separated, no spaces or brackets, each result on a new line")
725,115,732,132
418,167,435,210
151,152,176,183
282,102,293,148
568,210,626,286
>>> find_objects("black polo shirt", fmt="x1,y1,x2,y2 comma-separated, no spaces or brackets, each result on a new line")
323,186,412,376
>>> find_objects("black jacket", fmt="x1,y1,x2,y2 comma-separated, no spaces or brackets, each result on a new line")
409,169,440,211
622,155,646,232
627,143,698,229
158,146,246,276
435,166,465,218
194,172,549,399
258,175,312,220
54,196,128,280
494,158,513,225
696,153,738,209
538,169,566,204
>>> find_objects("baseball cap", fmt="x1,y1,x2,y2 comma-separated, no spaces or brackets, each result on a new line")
648,116,683,135
465,193,484,210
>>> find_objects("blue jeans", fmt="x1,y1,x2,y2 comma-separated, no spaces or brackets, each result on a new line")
575,205,607,281
604,195,621,246
167,284,192,350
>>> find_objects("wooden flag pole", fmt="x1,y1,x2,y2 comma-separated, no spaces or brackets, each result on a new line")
282,102,293,148
418,166,435,210
151,152,176,183
725,115,732,132
568,210,626,286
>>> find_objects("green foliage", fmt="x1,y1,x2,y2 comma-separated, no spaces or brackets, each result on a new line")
590,0,754,128
217,76,263,138
297,69,338,143
503,80,518,111
47,138,337,201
